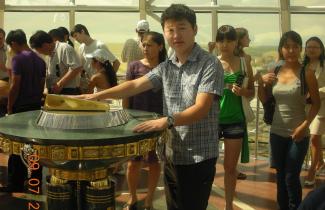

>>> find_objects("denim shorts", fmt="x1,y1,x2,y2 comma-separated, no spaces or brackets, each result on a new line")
219,122,245,139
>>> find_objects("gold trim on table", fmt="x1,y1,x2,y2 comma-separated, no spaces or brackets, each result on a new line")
0,135,157,161
49,168,109,181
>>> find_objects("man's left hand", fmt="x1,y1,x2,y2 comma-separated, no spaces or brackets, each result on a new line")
133,117,168,133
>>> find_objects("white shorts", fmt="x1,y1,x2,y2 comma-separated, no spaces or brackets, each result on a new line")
310,116,325,135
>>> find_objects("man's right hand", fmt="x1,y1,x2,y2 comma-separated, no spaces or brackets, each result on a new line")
262,73,277,84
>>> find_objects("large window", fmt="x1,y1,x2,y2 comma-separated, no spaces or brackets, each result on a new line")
218,13,280,72
4,12,69,38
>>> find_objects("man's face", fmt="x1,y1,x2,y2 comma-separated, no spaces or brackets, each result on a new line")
0,33,5,47
35,43,51,56
163,19,197,56
136,30,146,40
9,42,19,53
72,32,84,44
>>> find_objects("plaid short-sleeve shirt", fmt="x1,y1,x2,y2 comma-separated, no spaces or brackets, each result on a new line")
146,44,224,165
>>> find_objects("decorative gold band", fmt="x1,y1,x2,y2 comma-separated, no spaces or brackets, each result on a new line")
49,168,109,181
0,135,157,161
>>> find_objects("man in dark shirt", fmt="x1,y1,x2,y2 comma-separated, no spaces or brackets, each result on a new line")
0,29,45,192
7,30,46,114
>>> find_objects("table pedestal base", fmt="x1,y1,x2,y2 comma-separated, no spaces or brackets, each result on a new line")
47,172,115,210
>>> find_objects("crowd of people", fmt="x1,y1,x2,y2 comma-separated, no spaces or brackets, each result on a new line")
0,3,324,210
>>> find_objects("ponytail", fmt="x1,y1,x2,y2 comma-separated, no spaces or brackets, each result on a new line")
103,61,118,87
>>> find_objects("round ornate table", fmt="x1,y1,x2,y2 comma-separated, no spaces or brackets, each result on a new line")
0,109,162,210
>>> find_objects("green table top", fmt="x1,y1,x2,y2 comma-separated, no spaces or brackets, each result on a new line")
0,109,161,146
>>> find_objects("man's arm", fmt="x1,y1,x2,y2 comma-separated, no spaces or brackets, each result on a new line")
76,75,153,101
7,74,21,114
52,45,83,93
133,92,216,132
172,92,214,126
52,66,82,93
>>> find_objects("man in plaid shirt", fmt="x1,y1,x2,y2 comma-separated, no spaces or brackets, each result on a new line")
78,4,224,210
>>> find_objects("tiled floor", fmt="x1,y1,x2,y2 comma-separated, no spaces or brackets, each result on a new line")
0,153,324,210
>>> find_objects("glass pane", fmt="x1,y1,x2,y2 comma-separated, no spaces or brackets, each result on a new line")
196,13,212,50
290,0,325,7
218,13,280,71
218,0,278,7
5,0,71,5
146,13,164,35
75,12,141,73
291,14,325,44
151,0,212,6
75,0,138,6
4,12,69,38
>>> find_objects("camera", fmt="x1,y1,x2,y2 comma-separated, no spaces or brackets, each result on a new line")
235,74,245,87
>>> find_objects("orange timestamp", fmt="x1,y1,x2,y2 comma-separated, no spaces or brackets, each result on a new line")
27,153,41,210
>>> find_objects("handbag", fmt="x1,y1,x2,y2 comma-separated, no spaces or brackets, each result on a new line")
262,95,276,125
240,57,255,123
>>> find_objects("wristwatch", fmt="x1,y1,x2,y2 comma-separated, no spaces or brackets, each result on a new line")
166,115,175,129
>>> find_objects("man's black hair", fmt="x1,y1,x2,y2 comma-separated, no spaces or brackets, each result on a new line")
48,28,65,42
161,4,196,29
70,24,90,36
29,30,53,49
5,29,27,46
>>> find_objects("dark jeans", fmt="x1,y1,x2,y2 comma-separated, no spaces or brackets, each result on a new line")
164,158,217,210
270,133,309,210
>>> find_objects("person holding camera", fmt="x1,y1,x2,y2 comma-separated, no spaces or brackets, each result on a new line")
215,25,254,210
